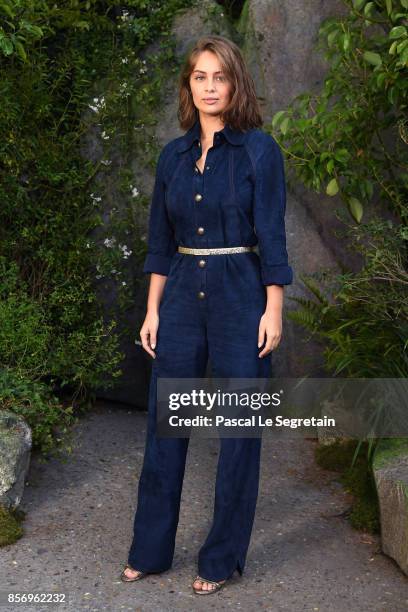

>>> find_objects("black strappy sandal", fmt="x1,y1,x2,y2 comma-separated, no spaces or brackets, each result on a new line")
192,574,227,595
120,563,148,582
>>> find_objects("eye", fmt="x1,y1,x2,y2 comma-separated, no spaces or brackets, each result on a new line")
194,76,204,80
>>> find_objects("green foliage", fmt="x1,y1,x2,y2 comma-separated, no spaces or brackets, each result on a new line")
287,218,407,376
315,439,380,533
0,503,24,547
271,0,407,223
0,0,196,452
0,366,76,457
270,0,407,378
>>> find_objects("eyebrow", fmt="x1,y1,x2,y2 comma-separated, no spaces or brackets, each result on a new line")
192,70,224,74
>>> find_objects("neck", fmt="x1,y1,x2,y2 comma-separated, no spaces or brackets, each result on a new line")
198,113,225,143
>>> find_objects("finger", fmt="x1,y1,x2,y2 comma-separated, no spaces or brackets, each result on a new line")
258,341,273,358
260,333,281,356
258,322,266,348
259,331,280,357
140,331,156,359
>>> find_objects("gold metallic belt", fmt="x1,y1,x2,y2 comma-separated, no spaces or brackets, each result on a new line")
178,246,255,255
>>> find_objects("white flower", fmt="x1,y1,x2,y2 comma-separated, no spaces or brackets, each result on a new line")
90,193,102,202
88,95,106,113
101,130,109,140
101,159,112,166
104,237,116,248
122,281,127,286
121,57,129,64
119,243,132,258
131,186,139,198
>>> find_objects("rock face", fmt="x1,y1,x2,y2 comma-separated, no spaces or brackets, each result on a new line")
373,439,408,576
238,0,349,119
94,0,354,404
0,411,32,510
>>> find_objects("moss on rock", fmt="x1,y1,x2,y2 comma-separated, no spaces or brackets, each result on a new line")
0,503,24,547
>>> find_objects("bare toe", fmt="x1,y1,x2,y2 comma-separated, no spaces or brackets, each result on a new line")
124,567,142,579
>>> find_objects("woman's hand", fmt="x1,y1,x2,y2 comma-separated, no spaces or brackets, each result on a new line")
258,309,282,358
140,310,160,359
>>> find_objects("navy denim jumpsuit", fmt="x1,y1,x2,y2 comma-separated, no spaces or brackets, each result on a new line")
127,117,293,581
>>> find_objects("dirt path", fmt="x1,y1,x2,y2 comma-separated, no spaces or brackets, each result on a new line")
2,401,407,611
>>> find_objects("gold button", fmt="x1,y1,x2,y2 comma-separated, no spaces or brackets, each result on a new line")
194,167,198,173
198,259,206,267
195,193,202,202
197,227,205,235
198,291,205,299
206,166,210,170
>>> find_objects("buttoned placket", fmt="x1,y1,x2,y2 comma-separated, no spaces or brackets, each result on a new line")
191,134,221,302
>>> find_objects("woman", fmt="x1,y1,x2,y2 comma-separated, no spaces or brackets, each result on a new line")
121,34,293,595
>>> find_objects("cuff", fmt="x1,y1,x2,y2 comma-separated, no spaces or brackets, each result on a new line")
261,264,293,286
143,253,173,276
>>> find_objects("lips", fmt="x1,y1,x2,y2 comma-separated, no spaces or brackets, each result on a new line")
203,98,218,101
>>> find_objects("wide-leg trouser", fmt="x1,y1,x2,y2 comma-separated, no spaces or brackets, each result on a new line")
127,252,272,582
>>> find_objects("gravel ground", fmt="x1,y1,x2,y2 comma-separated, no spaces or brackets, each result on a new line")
1,400,407,612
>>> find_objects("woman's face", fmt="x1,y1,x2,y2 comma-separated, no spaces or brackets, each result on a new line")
189,50,232,119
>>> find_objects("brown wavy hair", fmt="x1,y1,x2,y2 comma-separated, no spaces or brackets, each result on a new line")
177,35,263,132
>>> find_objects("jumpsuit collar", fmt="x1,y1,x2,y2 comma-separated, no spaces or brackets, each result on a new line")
176,117,246,152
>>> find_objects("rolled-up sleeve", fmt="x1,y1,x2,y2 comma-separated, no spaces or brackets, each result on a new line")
253,137,293,286
142,146,177,276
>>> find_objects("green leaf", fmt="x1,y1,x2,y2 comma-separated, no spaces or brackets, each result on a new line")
0,1,15,19
353,0,366,9
363,51,382,67
348,197,363,223
14,39,26,61
376,72,386,87
272,110,286,129
397,39,408,53
73,21,90,31
364,1,375,16
326,178,339,196
385,0,392,15
399,47,408,67
389,40,398,55
401,0,408,8
362,180,373,200
387,86,395,104
334,148,351,163
0,34,13,55
327,29,339,47
280,117,290,135
389,26,406,39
